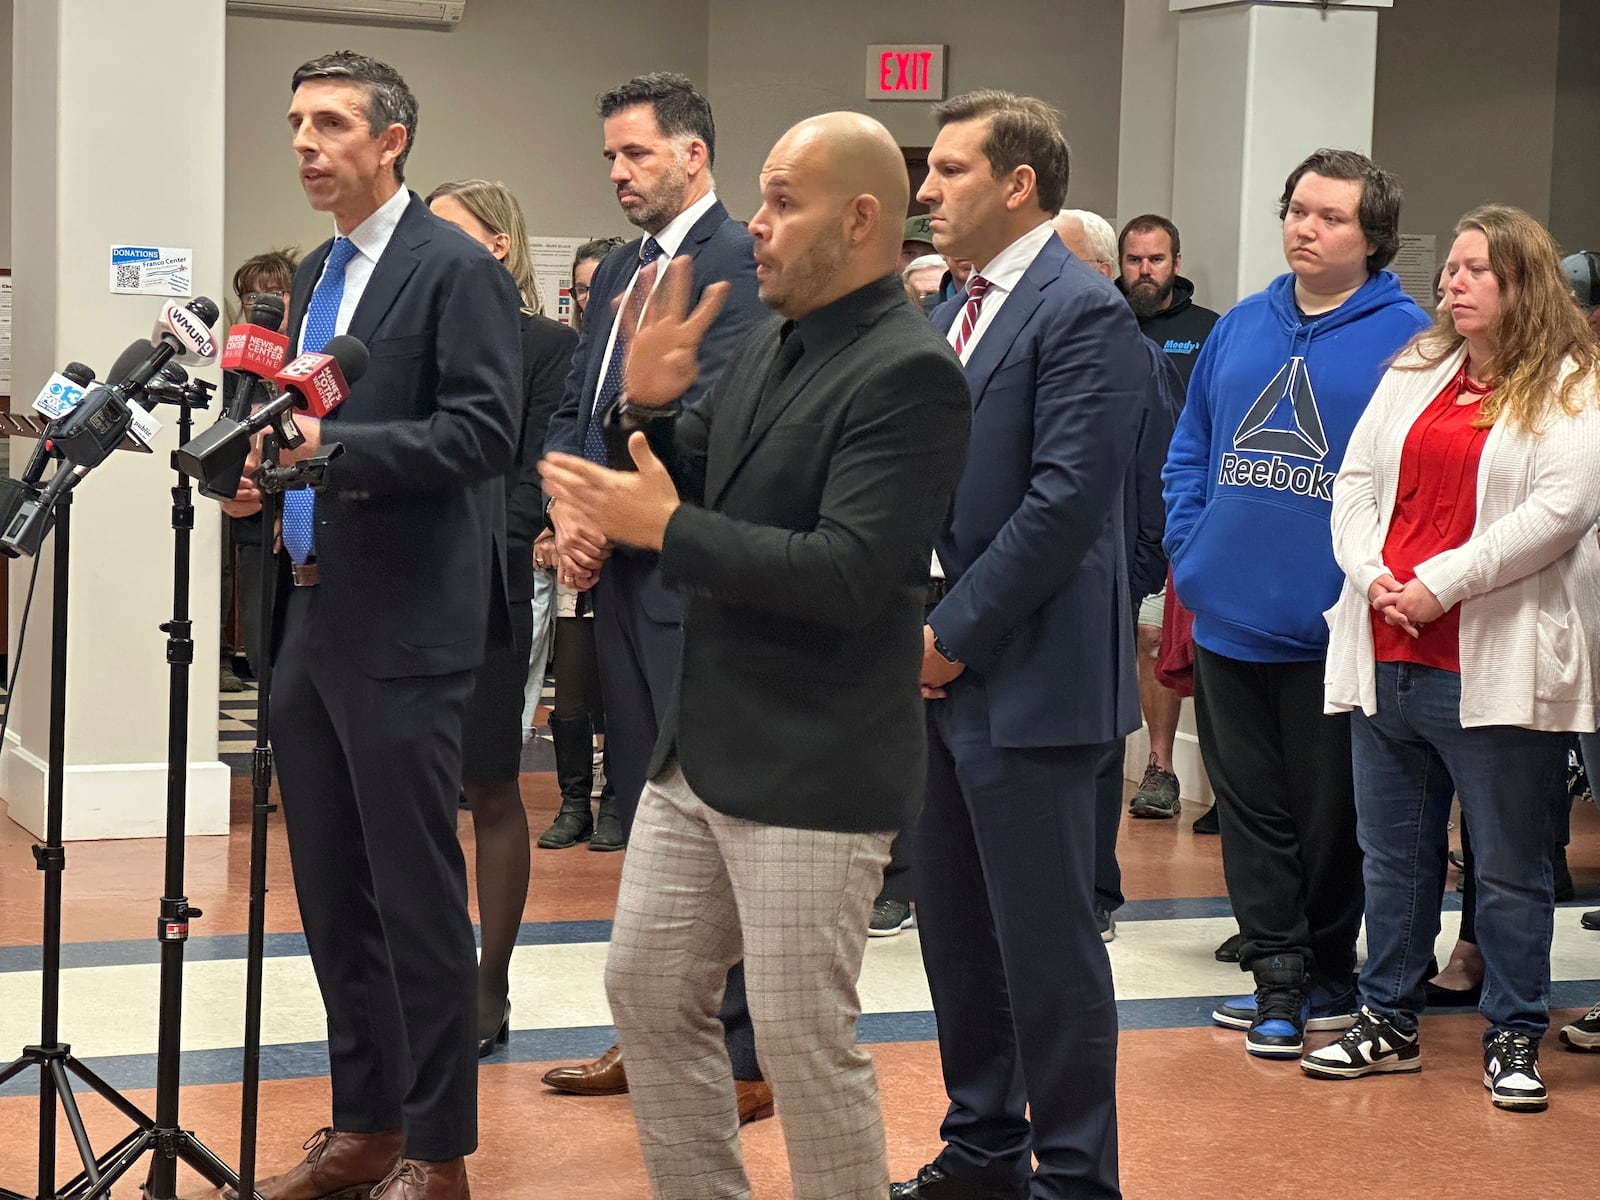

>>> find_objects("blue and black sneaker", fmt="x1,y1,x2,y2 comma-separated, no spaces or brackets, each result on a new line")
1213,979,1359,1033
1243,954,1307,1059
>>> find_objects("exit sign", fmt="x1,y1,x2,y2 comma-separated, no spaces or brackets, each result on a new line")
866,44,947,101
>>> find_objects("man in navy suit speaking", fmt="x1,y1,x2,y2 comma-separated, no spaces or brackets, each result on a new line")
895,91,1150,1200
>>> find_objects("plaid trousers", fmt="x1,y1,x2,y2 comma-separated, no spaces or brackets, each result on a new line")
605,764,893,1199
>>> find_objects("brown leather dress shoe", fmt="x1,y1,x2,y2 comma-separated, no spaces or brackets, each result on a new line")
371,1157,469,1199
185,1128,403,1200
735,1080,774,1125
540,1042,627,1095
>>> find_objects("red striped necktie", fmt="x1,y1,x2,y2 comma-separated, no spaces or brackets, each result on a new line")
952,275,991,358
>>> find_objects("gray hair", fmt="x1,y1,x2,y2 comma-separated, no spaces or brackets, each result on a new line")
292,51,419,184
1056,209,1117,271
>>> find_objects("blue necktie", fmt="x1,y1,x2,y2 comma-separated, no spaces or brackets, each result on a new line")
582,237,664,464
282,236,359,564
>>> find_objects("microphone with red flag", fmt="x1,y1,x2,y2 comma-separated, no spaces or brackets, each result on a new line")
174,334,368,497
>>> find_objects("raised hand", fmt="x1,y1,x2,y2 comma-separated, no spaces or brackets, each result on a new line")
622,256,729,408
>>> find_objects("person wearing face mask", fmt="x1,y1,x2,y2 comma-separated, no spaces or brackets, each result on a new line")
1307,205,1600,1112
1164,148,1429,1063
425,179,578,1060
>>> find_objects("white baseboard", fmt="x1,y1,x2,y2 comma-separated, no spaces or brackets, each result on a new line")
1,736,230,840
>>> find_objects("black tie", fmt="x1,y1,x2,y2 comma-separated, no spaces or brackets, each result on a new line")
750,322,803,435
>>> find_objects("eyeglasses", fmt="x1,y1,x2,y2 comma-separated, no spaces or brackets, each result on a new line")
241,290,290,308
571,283,591,300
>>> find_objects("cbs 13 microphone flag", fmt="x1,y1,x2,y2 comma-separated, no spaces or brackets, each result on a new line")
110,245,194,297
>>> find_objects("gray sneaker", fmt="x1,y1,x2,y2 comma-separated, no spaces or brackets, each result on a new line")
1129,759,1181,818
869,899,913,937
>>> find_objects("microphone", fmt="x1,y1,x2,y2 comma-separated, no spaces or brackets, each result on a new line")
222,294,289,421
111,296,221,398
31,362,97,421
273,334,368,419
174,334,368,497
22,362,97,487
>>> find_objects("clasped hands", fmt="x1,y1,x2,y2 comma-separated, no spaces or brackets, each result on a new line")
1368,572,1444,637
542,258,728,588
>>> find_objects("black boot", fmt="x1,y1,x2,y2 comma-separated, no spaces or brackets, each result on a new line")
537,714,595,849
589,746,625,852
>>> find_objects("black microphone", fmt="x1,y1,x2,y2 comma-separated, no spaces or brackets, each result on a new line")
21,362,98,486
224,293,289,421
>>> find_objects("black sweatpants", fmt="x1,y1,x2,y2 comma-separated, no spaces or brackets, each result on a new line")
1193,644,1363,985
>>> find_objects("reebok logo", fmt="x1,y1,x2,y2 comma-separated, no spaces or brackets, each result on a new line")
1234,356,1326,459
1217,453,1334,500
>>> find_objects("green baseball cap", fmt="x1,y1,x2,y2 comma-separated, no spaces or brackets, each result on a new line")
903,214,935,244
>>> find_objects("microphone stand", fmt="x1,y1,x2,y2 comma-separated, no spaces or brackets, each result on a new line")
0,385,253,1199
233,436,341,1200
79,378,256,1200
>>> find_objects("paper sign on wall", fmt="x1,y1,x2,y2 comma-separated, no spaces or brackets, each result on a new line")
1392,234,1438,312
110,245,193,297
528,236,592,326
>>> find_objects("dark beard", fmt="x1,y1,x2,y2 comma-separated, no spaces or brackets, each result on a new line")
1127,277,1175,319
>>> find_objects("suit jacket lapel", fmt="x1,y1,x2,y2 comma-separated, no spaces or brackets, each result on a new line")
346,193,426,350
963,246,1058,411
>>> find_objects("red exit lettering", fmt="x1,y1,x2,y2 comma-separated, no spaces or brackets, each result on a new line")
879,49,935,94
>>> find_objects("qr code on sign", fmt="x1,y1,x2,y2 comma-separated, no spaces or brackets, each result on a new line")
116,264,141,290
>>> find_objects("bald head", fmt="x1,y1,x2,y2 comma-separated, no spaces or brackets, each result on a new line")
751,112,910,317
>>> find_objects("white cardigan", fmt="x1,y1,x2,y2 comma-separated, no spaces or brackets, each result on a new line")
1324,344,1600,731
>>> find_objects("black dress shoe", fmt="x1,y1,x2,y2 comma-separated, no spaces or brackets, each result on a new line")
1581,908,1600,931
477,1001,510,1058
1214,932,1243,963
890,1162,1026,1200
1424,979,1482,1008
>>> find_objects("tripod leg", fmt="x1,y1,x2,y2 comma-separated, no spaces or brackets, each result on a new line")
56,1127,142,1198
73,1128,154,1200
65,1057,157,1129
0,1053,29,1087
47,1057,102,1188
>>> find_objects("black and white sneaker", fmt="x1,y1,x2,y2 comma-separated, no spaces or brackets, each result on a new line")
1301,1006,1421,1078
1483,1030,1547,1111
1128,759,1181,819
868,898,914,937
1558,999,1600,1052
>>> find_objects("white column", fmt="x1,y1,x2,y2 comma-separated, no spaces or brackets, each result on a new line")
1170,0,1392,309
5,0,228,840
1115,0,1181,228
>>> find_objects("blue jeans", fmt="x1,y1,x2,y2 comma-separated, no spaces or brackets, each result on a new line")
1352,661,1563,1042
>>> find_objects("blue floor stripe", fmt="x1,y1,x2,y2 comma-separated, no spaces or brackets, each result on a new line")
0,894,1513,975
4,982,1597,1097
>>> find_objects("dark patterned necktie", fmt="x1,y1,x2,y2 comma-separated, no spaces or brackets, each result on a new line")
582,237,665,463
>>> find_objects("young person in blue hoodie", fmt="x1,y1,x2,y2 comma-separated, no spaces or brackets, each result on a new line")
1162,149,1430,1059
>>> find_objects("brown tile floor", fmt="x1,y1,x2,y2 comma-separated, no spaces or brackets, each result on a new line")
1,771,1598,1197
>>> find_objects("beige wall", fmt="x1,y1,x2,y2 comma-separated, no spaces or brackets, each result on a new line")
706,0,1125,224
224,0,709,277
1549,0,1600,253
1373,0,1561,251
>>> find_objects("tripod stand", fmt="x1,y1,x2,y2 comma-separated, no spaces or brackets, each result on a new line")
0,383,257,1199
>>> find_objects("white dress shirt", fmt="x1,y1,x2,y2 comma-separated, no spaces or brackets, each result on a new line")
298,184,411,354
587,188,722,421
946,220,1056,364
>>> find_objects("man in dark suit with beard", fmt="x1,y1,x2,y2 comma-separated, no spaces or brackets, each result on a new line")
538,72,771,1115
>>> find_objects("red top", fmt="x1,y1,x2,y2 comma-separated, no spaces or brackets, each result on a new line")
1371,365,1493,671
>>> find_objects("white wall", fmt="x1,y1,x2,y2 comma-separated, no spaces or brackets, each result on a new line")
706,0,1126,224
224,0,710,274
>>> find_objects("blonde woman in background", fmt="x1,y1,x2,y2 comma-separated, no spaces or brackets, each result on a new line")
426,179,578,1054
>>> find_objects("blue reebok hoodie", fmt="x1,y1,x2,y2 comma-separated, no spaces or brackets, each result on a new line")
1162,270,1430,662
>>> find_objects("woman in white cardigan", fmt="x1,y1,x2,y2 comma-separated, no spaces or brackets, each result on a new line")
1304,205,1600,1111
